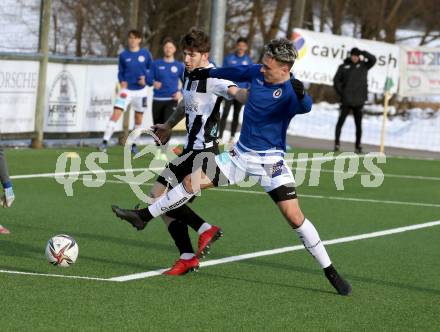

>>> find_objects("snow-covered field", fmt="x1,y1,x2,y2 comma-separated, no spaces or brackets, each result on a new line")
288,102,440,152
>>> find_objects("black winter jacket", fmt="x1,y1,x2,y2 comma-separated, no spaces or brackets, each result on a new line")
333,51,376,107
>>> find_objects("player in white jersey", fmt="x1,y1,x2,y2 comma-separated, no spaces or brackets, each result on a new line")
112,29,241,275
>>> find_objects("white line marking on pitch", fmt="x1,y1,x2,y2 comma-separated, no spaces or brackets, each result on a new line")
0,269,110,282
99,178,440,209
2,220,439,282
110,220,440,282
10,162,440,182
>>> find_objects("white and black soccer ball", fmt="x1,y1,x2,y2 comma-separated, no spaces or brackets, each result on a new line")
45,234,79,267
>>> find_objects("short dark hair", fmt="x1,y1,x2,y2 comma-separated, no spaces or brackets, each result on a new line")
128,29,142,39
236,37,248,45
162,37,177,48
181,29,210,53
264,38,298,69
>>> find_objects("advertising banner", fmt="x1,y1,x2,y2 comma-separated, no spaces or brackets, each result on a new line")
292,29,400,94
0,60,39,133
399,45,440,96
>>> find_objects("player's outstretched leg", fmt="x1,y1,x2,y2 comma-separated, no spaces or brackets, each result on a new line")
111,175,201,226
276,194,352,296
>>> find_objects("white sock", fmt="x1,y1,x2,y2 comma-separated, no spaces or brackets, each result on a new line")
132,124,142,144
197,223,212,235
180,253,195,260
103,120,117,142
148,182,195,218
295,218,332,269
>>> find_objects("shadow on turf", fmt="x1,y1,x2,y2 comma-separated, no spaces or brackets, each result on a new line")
235,257,440,296
201,271,335,295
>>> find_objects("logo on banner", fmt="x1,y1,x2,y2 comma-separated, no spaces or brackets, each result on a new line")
292,31,307,60
407,76,421,88
48,70,78,127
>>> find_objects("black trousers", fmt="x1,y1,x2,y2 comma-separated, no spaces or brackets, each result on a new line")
335,104,363,148
152,99,177,125
219,99,243,139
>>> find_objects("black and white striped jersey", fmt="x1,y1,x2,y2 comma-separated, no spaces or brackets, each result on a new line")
183,64,236,150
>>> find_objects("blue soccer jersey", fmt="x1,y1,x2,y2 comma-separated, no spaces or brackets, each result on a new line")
209,64,312,152
223,53,253,89
150,59,185,100
118,48,153,90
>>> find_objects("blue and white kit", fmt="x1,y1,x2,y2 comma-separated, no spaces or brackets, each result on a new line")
114,48,153,113
210,64,313,192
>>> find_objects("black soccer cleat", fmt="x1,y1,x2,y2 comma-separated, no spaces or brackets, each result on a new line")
324,264,352,296
111,205,150,231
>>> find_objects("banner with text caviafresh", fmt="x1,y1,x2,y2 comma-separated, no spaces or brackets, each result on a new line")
291,29,399,94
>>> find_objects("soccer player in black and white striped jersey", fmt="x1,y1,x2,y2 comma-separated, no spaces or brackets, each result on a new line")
113,29,245,275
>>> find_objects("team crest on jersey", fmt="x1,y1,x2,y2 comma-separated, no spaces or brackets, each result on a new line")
273,88,282,98
171,66,178,73
138,55,145,62
242,61,248,65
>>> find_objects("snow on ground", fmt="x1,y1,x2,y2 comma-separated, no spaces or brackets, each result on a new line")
288,102,440,152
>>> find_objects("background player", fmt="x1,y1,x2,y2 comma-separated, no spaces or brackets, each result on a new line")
1,147,15,234
99,30,153,154
218,37,253,143
112,38,352,296
149,38,185,160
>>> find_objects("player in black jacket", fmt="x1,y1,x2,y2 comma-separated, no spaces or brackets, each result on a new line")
333,47,376,153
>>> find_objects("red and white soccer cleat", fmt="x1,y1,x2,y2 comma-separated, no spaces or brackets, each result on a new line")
196,225,223,258
0,224,10,234
163,257,200,276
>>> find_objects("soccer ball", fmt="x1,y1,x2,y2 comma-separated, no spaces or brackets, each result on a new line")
45,234,79,267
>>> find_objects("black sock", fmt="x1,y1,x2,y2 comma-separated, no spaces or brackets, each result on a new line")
167,220,194,255
138,207,153,221
103,139,108,145
165,205,205,231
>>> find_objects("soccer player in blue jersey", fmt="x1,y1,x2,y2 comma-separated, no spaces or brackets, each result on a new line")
150,38,185,126
219,37,253,143
112,38,352,295
99,30,153,154
0,147,15,234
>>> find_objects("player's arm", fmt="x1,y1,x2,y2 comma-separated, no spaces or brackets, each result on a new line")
118,53,128,89
151,100,185,145
227,86,249,104
291,78,312,114
189,64,260,83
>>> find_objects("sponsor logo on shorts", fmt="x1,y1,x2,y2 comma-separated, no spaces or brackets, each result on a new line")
217,152,231,165
271,160,284,177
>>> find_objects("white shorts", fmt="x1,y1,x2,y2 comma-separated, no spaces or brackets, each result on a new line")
215,141,296,193
114,87,148,113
